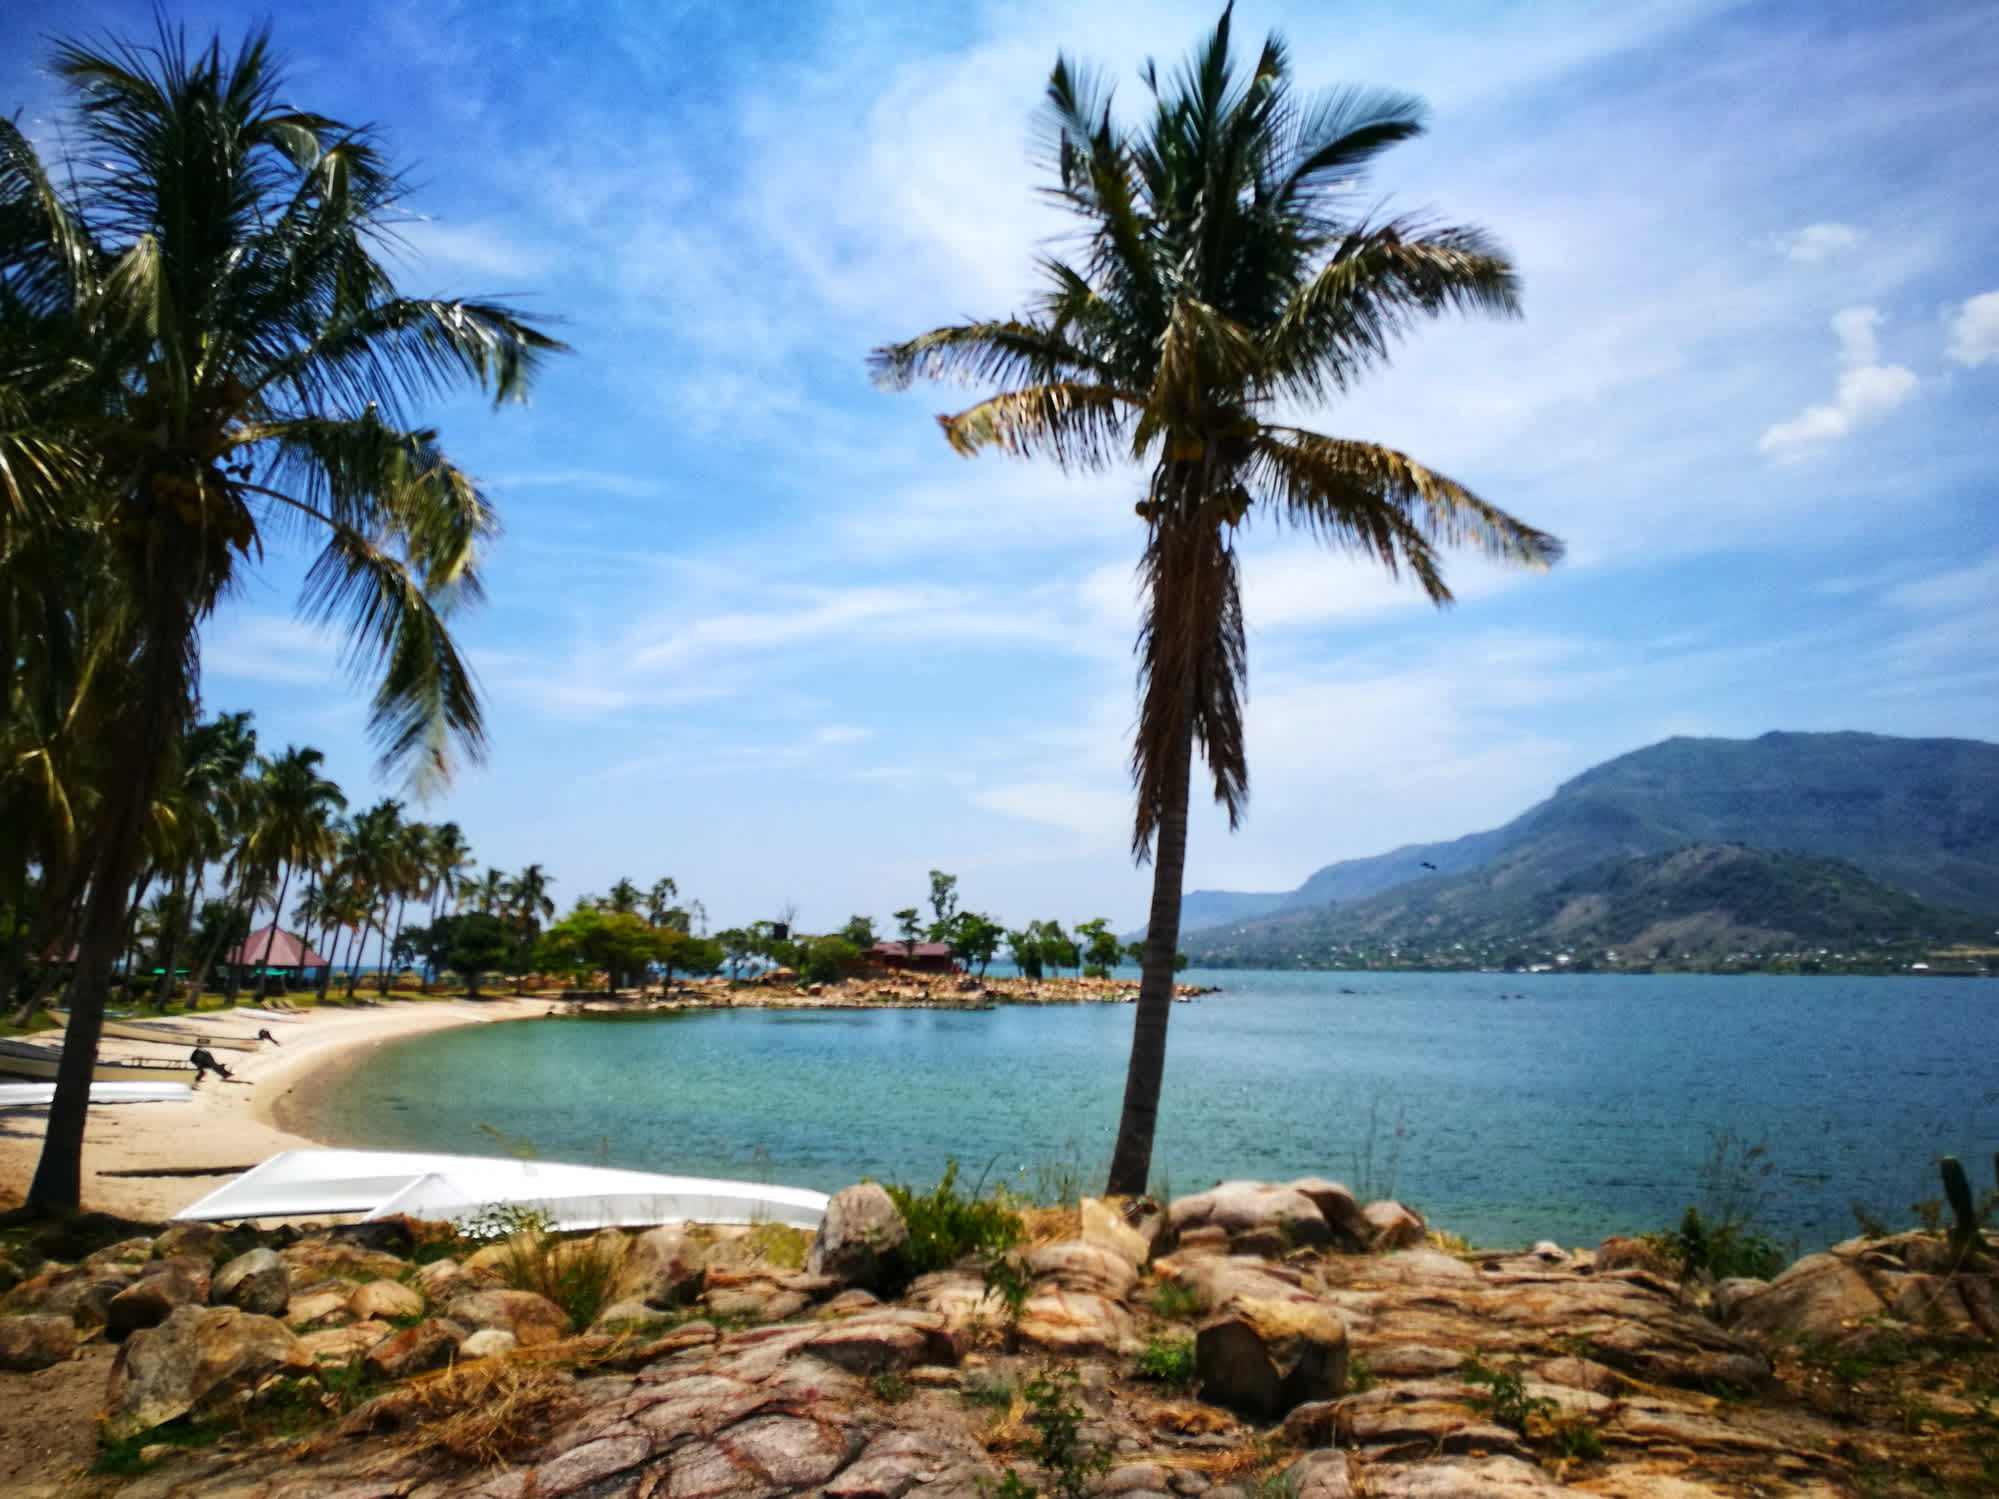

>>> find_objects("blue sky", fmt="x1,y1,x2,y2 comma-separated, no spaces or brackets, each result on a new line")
6,0,1996,934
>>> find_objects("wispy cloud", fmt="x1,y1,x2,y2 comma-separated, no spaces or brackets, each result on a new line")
1758,306,1918,461
1947,290,1999,367
1766,222,1860,263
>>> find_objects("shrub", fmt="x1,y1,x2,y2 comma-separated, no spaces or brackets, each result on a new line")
885,1160,1023,1278
493,1229,623,1331
1151,1278,1208,1321
1135,1334,1195,1383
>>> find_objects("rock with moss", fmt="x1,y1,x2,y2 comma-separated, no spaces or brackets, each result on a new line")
103,1305,312,1440
212,1248,291,1317
0,1312,79,1371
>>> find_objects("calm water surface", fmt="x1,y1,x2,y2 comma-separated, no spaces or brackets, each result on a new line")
291,971,1998,1249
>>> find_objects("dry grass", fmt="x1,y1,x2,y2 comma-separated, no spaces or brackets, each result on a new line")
324,1359,576,1469
1017,1205,1082,1248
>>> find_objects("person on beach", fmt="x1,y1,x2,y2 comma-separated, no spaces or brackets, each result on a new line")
189,1047,233,1083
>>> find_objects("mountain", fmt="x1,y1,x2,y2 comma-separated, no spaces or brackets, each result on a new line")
1188,843,1995,967
1178,731,1999,963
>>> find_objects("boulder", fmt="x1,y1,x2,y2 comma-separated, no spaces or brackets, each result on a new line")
1730,1253,1885,1337
445,1287,570,1344
612,1226,707,1307
1,1266,131,1331
1362,1201,1426,1251
1015,1289,1139,1356
83,1236,157,1270
284,1288,353,1329
803,1309,957,1373
348,1278,424,1321
807,1183,909,1290
364,1317,462,1380
0,1313,79,1371
106,1259,210,1338
1283,1450,1358,1499
1287,1180,1374,1253
103,1305,310,1440
1080,1198,1154,1269
1026,1241,1140,1300
150,1222,226,1263
413,1257,466,1300
1196,1296,1348,1418
280,1240,409,1288
295,1322,391,1365
213,1248,291,1317
1168,1182,1332,1254
459,1327,519,1360
593,1300,677,1333
819,1288,883,1318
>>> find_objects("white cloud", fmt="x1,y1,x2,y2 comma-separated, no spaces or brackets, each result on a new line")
1758,306,1919,461
1768,222,1861,263
1946,290,1999,366
203,614,344,689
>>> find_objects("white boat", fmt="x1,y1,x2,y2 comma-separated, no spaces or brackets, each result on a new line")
0,1038,200,1085
171,1148,831,1232
0,1081,195,1106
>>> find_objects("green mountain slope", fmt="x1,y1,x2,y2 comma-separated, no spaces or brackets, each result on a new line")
1178,731,1999,964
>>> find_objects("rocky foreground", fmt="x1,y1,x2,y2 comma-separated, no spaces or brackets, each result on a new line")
1,1178,1995,1498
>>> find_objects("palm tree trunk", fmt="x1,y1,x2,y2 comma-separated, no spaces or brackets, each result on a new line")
29,720,166,1208
224,872,258,1005
150,871,189,1011
254,862,292,1002
0,930,31,1016
1104,704,1195,1199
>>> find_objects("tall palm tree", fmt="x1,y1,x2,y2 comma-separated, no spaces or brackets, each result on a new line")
603,877,642,916
427,822,473,922
343,799,404,996
3,26,560,1206
872,10,1559,1195
646,876,679,929
465,866,509,917
245,745,345,1000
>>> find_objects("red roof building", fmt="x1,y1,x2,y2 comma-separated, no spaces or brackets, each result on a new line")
868,940,955,973
224,926,330,971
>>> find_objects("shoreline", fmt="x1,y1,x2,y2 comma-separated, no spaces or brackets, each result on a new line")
0,997,549,1222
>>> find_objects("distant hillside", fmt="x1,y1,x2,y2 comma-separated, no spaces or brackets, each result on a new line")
1187,843,1994,968
1177,731,1999,965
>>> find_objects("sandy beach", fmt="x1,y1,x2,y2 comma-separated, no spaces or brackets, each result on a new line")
0,998,548,1221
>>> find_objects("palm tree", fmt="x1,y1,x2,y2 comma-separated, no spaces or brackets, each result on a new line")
245,745,345,1000
465,866,508,917
602,877,642,916
8,26,561,1207
646,877,679,928
871,10,1559,1196
427,822,474,921
343,800,404,996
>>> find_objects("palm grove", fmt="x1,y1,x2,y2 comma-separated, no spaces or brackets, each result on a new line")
4,10,1555,1211
0,28,562,1208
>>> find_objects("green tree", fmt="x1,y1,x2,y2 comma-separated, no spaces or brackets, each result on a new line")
1031,918,1079,977
927,870,959,931
870,11,1555,1195
540,905,661,996
1076,918,1125,978
802,933,860,984
944,910,1005,977
1006,927,1045,980
716,927,755,980
602,877,642,915
839,914,879,949
245,745,345,1000
7,25,560,1206
893,907,923,953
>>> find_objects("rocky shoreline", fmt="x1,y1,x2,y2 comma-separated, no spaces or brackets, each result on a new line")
561,974,1218,1013
2,1174,1995,1498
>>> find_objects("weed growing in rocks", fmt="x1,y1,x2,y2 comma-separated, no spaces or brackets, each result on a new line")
961,1373,1017,1411
984,1251,1033,1346
1150,1279,1208,1321
888,1160,1024,1277
870,1372,916,1403
1014,1369,1113,1499
1346,1352,1375,1393
1459,1353,1604,1460
1134,1334,1195,1384
495,1231,622,1331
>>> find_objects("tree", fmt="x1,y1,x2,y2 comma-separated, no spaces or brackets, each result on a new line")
602,878,642,915
893,907,923,953
870,11,1556,1195
927,870,959,931
244,745,344,1000
7,24,561,1207
1076,918,1125,978
646,877,680,928
1006,927,1044,980
801,933,858,984
944,911,1005,977
839,914,878,949
716,927,756,981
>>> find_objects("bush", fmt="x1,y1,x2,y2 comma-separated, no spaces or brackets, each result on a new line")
884,1160,1023,1278
1135,1334,1195,1383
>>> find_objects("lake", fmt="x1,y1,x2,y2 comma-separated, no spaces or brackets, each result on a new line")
288,970,1998,1250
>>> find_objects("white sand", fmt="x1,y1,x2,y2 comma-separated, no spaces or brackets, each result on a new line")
0,998,549,1221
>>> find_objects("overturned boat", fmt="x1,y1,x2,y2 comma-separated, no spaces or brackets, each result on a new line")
0,1037,199,1085
171,1148,830,1233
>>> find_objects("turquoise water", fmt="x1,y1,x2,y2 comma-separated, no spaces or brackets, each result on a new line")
292,971,1999,1250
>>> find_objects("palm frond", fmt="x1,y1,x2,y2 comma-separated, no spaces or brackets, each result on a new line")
869,318,1110,392
936,381,1133,466
1252,428,1562,593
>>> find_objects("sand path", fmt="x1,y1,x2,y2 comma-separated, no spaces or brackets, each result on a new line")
0,997,549,1221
